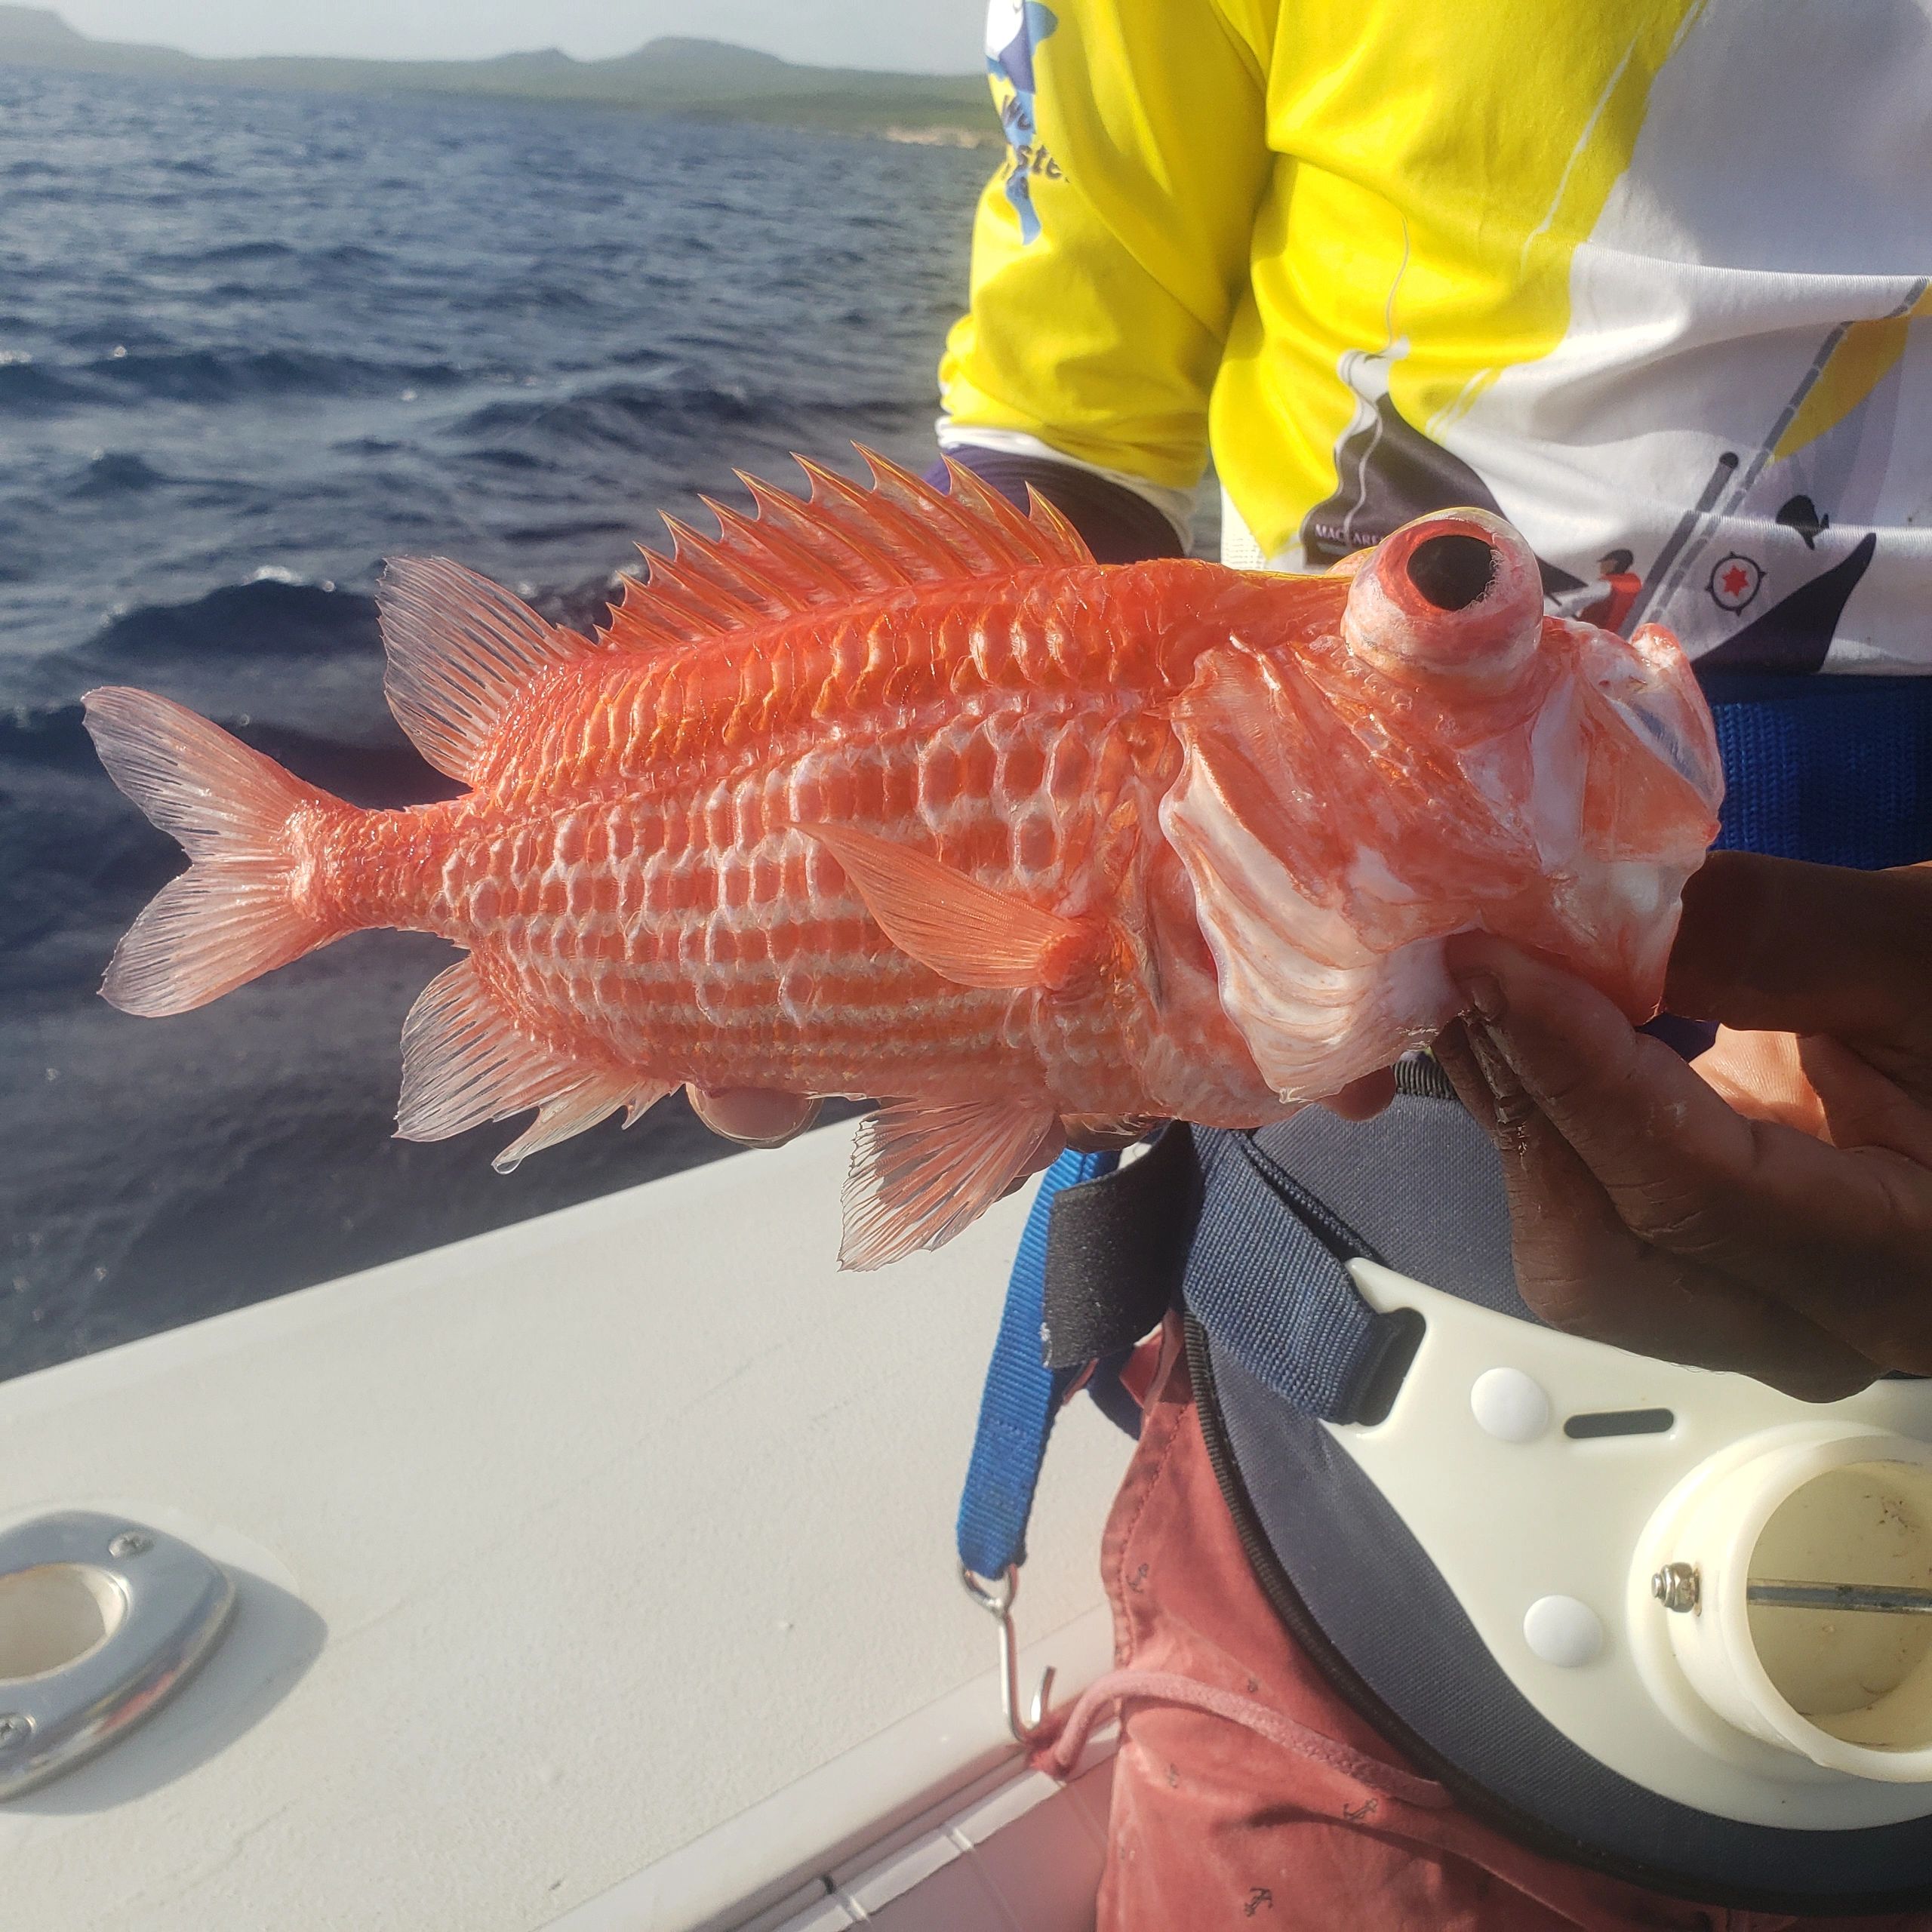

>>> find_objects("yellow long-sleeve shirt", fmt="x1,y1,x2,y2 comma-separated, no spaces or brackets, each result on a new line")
941,0,1932,675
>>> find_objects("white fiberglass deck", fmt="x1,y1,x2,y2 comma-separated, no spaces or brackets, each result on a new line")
0,1119,1134,1930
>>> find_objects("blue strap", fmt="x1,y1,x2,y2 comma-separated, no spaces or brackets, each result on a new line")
1704,672,1932,869
955,1148,1118,1580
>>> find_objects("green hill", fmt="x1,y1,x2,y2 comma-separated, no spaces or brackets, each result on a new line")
0,8,996,143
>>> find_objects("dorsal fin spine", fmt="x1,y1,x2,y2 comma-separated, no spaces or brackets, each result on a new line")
629,554,736,634
860,448,1014,574
664,513,808,618
740,472,901,591
592,445,1094,662
941,457,1058,567
648,529,766,626
701,493,852,601
794,459,922,585
602,589,684,651
802,456,961,579
1023,483,1086,559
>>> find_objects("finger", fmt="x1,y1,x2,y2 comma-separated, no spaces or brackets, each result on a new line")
1667,851,1932,1047
688,1085,822,1147
1432,1021,1500,1134
1445,1018,1877,1398
1447,933,1932,1354
1694,1027,1829,1137
1320,1068,1398,1121
1799,1034,1932,1166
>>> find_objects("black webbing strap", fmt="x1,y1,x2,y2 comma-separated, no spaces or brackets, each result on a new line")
1039,1123,1199,1370
1036,1059,1517,1423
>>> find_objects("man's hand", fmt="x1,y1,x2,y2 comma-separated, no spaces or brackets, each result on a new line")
1434,854,1932,1400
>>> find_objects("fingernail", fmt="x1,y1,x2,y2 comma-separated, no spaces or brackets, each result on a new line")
1467,1020,1534,1129
1455,971,1506,1025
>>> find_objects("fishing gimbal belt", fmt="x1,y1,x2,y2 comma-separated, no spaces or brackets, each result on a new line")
1039,1071,1932,1917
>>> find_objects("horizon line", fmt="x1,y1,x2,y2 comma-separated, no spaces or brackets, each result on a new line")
17,7,985,82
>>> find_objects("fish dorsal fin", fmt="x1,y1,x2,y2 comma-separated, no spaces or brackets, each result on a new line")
379,558,596,783
395,955,668,1168
600,446,1093,655
801,821,1104,992
841,1098,1059,1269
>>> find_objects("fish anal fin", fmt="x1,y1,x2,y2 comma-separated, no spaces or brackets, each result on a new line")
396,955,663,1166
493,1074,672,1173
378,558,595,783
841,1100,1059,1270
801,821,1102,992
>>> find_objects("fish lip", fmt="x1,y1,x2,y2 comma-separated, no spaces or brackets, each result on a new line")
1342,509,1543,689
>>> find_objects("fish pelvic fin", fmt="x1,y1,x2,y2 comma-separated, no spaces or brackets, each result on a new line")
841,1099,1060,1270
377,558,597,784
800,821,1108,992
83,686,348,1017
600,445,1092,655
395,955,669,1170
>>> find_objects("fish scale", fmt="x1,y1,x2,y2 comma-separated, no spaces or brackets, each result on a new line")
80,450,1723,1267
419,697,1164,1108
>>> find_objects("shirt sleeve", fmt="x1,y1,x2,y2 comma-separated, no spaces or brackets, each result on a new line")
939,1,1272,497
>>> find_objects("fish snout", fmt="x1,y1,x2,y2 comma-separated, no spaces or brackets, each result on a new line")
1343,509,1543,688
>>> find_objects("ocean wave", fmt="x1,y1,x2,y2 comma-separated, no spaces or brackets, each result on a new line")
63,451,171,500
33,567,623,719
72,577,381,666
0,359,94,411
448,379,780,452
2,63,982,1361
0,347,475,416
84,346,468,405
140,238,294,271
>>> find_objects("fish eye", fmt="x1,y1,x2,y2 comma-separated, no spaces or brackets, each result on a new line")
1404,533,1496,612
1343,509,1543,686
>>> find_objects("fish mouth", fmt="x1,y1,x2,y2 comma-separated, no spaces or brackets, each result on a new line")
1343,509,1543,688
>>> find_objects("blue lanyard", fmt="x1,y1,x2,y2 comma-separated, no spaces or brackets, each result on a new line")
955,1147,1118,1584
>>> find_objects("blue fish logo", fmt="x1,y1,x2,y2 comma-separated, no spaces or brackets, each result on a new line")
986,2,1060,243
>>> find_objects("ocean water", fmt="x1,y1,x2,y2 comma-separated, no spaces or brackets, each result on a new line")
0,63,987,1377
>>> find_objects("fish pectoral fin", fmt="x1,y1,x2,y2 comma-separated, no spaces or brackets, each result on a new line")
800,821,1100,992
395,955,663,1168
377,558,595,783
841,1100,1060,1271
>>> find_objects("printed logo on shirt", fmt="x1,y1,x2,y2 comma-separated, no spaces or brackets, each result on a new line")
985,1,1060,243
1708,554,1763,614
1295,291,1920,675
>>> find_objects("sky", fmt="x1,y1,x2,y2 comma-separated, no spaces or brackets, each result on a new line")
50,2,987,74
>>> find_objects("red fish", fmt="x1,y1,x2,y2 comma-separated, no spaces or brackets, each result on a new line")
84,452,1721,1266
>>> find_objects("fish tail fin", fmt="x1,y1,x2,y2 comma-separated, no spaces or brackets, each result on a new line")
83,686,349,1017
